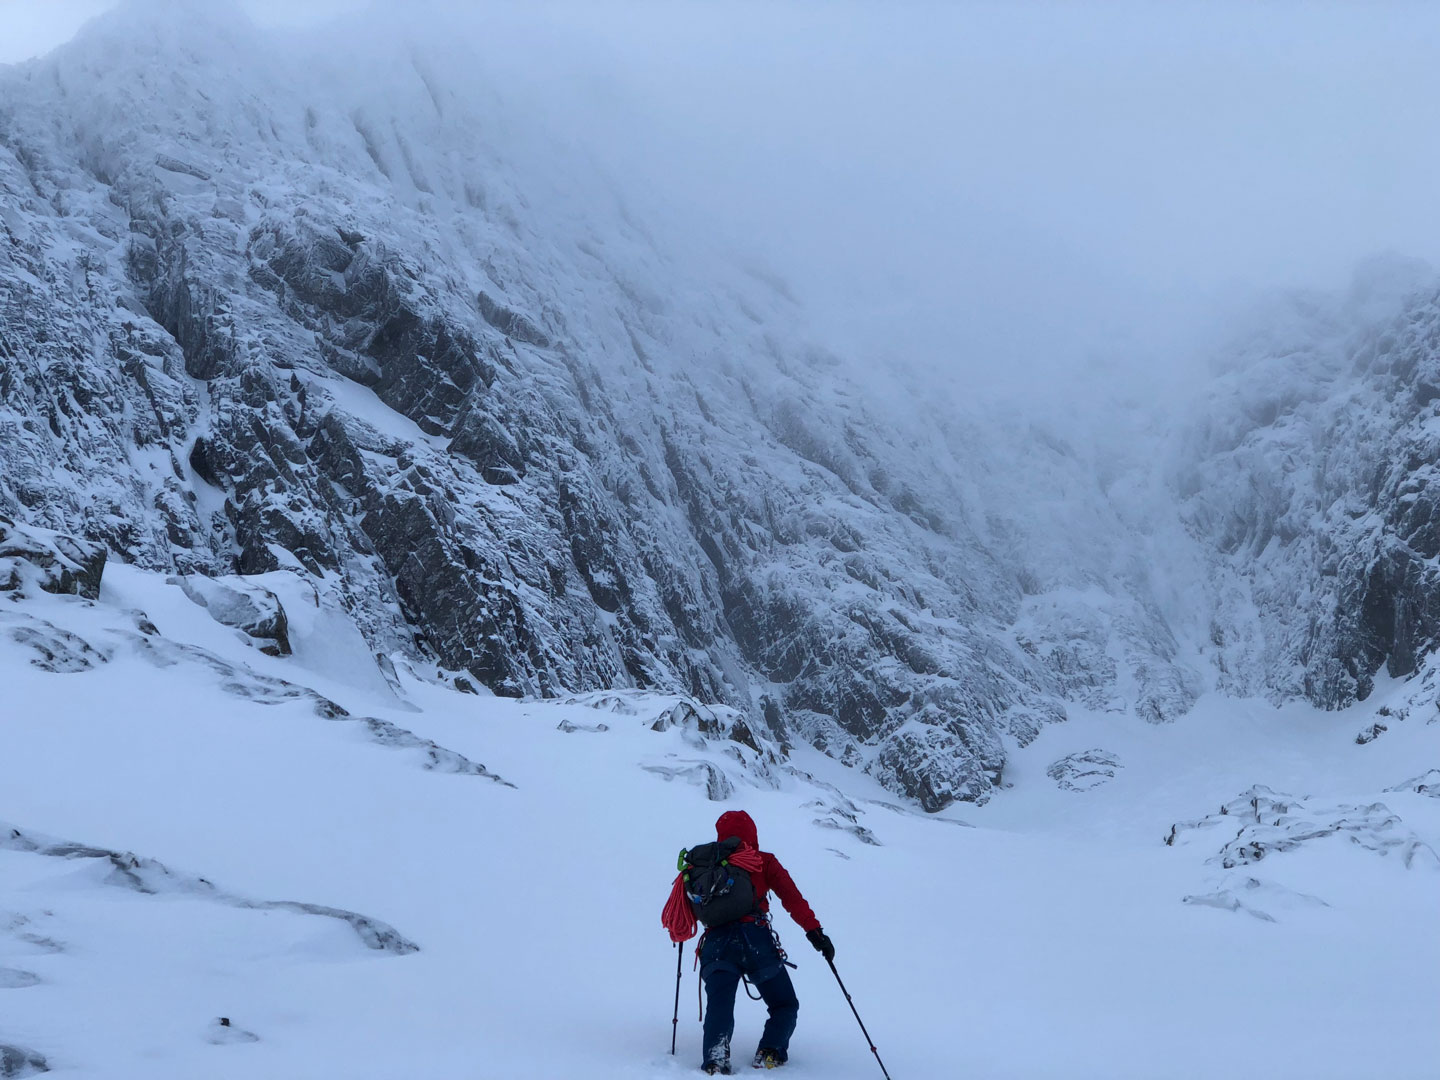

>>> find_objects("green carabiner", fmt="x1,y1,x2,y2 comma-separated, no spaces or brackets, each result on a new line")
676,848,688,871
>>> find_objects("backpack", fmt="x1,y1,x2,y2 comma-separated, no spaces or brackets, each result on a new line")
679,837,757,927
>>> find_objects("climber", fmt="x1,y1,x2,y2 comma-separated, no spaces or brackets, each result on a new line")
663,810,835,1074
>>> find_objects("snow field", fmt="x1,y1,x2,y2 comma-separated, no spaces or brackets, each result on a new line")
1,568,1437,1078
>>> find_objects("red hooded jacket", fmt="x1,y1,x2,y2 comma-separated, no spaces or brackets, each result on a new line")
713,810,821,933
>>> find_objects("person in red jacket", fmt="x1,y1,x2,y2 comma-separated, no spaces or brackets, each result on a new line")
697,810,834,1074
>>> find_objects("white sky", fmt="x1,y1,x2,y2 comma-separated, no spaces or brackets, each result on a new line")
4,0,1440,391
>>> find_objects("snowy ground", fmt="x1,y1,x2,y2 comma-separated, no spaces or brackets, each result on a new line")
2,568,1437,1079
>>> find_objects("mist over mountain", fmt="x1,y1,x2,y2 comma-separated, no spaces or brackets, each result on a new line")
4,0,1440,811
4,3,1440,1077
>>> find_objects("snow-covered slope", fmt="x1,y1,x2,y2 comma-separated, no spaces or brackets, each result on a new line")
0,0,1200,810
2,529,1436,1078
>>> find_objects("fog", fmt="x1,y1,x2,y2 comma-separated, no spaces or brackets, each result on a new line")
7,0,1440,398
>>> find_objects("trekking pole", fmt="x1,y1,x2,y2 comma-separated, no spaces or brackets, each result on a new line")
827,957,894,1080
670,941,683,1055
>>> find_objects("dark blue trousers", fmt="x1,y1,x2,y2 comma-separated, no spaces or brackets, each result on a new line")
700,921,799,1068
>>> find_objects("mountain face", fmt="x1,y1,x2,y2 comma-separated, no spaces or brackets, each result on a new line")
1177,261,1440,711
6,4,1436,813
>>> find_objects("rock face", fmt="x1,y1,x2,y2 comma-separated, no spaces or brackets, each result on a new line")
1179,261,1440,709
0,6,1200,809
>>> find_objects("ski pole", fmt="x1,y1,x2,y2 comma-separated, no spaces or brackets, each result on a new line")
827,957,893,1080
670,941,683,1055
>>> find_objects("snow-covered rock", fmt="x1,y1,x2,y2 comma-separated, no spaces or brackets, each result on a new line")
1165,784,1440,872
0,518,105,601
1046,748,1121,792
172,573,290,655
0,2,1205,810
0,821,421,955
0,1044,48,1078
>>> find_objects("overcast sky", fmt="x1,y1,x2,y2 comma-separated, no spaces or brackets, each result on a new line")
4,0,1440,395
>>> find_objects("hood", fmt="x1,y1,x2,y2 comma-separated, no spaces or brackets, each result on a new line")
715,810,758,849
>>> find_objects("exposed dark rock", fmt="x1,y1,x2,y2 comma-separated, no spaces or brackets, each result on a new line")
1355,722,1387,745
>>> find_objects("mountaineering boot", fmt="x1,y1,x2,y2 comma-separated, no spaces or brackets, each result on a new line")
702,1033,732,1074
751,1048,785,1069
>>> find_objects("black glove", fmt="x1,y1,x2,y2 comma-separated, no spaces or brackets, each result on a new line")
806,928,835,961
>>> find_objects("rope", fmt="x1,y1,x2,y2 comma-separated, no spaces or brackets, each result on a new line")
661,845,765,943
662,873,697,943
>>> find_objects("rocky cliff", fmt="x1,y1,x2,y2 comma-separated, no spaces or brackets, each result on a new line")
0,3,1268,810
1178,259,1440,709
